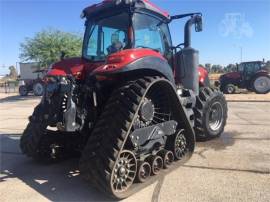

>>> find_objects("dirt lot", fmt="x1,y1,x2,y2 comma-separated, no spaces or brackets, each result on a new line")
0,92,270,202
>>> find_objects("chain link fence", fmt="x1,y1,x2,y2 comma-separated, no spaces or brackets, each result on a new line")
0,81,18,93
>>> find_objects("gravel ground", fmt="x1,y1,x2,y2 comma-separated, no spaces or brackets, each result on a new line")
0,93,270,202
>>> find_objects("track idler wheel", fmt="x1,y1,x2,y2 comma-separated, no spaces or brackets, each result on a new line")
150,155,163,175
160,150,174,168
111,150,137,193
172,130,187,160
136,161,151,183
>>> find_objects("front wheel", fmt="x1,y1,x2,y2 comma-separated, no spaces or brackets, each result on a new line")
33,82,44,96
253,76,270,94
19,85,28,96
194,87,228,141
224,84,236,94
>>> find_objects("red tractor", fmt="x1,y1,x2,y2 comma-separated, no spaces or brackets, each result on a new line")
219,61,270,94
20,0,227,198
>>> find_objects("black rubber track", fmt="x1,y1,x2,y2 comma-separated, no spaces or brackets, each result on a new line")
21,123,58,161
79,76,195,199
194,87,228,141
20,104,78,162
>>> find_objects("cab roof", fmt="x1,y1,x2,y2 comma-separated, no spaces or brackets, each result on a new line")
83,0,170,21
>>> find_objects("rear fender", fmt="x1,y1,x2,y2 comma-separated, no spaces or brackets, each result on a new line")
114,56,175,82
92,49,175,83
253,70,270,78
249,71,270,88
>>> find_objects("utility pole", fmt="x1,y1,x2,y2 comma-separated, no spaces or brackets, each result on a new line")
240,46,243,62
233,44,243,62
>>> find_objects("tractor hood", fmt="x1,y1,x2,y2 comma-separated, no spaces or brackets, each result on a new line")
47,57,103,79
220,71,241,80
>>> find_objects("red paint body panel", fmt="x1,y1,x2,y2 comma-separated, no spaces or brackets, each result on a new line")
198,66,208,84
143,0,169,18
256,69,270,77
93,48,165,74
47,57,104,79
47,49,164,79
84,0,170,20
222,71,241,80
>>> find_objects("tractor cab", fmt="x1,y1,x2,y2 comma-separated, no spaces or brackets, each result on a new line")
237,61,264,81
81,0,203,93
81,0,172,62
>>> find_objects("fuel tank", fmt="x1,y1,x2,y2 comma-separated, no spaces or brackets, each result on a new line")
175,47,199,95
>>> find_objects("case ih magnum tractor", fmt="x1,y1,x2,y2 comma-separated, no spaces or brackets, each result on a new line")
20,0,227,198
219,61,270,94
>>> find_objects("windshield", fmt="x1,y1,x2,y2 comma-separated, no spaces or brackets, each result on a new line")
83,12,129,61
133,13,172,56
239,62,261,72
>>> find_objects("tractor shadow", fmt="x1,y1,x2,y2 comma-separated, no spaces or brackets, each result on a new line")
0,95,41,103
2,131,266,201
196,131,238,151
0,135,115,202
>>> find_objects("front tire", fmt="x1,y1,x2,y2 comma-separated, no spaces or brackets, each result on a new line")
33,82,44,96
19,85,28,96
194,87,228,141
224,83,236,94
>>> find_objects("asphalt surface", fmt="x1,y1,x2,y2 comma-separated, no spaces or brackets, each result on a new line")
0,94,270,202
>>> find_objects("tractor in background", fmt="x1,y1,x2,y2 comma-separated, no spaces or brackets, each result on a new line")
219,61,270,94
18,63,46,96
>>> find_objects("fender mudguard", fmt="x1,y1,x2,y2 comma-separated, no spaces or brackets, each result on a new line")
96,56,175,83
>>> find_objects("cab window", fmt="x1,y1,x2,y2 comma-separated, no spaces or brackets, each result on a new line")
83,12,129,61
133,13,172,58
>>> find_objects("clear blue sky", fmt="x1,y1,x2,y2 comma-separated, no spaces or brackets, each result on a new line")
1,0,270,75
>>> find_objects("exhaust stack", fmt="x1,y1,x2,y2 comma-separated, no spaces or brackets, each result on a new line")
177,15,202,95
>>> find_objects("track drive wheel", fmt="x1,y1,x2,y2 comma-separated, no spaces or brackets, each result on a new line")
194,87,228,141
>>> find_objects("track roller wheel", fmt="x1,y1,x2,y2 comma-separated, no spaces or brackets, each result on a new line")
160,150,174,168
136,161,151,183
150,155,163,175
171,130,187,160
111,150,137,193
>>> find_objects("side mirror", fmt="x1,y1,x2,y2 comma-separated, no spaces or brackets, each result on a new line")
195,16,203,32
